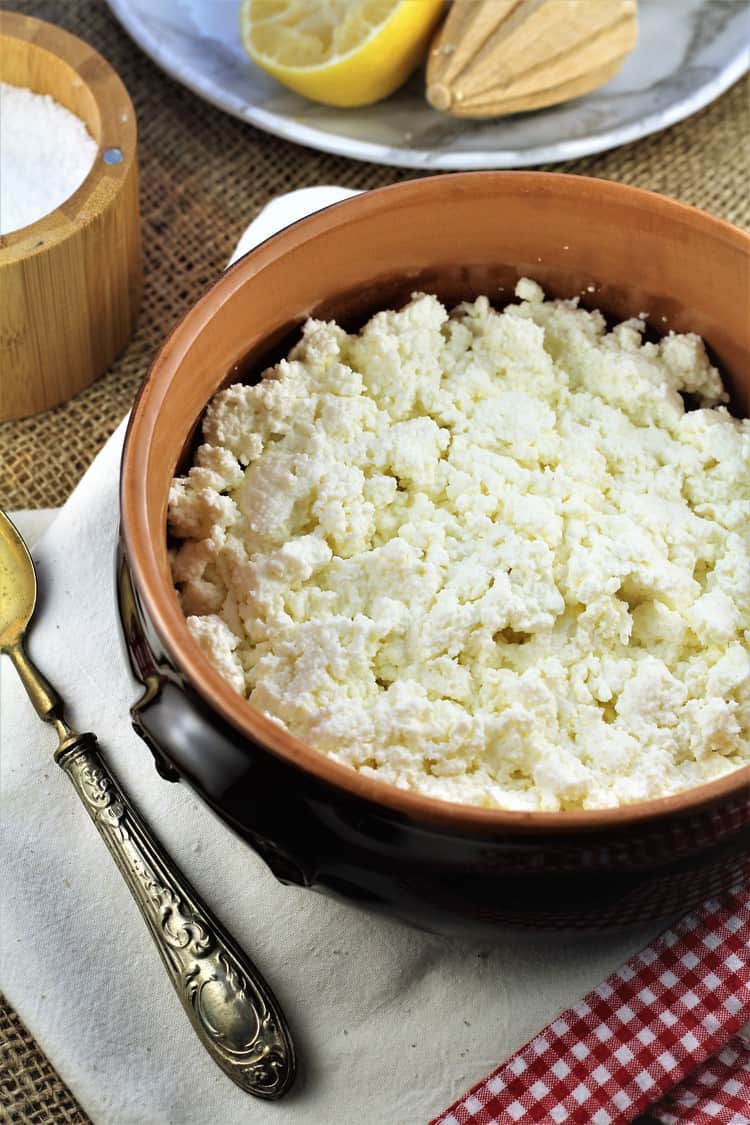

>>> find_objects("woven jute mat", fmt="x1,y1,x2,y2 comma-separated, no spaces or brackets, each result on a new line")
0,1,747,1122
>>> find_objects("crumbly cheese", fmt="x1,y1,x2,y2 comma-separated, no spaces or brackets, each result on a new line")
168,281,750,811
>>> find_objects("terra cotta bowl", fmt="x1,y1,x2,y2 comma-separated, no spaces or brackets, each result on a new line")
119,173,750,936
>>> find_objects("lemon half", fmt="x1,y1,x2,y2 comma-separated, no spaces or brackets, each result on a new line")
240,0,445,108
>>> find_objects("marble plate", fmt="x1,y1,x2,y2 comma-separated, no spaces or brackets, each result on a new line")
106,0,749,170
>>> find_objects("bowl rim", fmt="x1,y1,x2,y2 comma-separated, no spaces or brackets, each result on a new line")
121,171,750,837
0,10,136,259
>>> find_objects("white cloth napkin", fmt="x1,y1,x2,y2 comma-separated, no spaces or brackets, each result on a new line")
1,187,661,1125
7,510,58,547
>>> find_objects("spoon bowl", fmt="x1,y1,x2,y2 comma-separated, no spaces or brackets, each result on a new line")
0,512,37,650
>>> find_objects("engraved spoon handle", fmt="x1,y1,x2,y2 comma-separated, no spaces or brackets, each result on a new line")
54,731,295,1099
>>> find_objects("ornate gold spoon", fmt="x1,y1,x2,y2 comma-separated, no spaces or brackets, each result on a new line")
0,511,295,1099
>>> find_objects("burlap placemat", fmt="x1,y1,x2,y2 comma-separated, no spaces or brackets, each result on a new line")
0,1,747,1122
0,1000,85,1124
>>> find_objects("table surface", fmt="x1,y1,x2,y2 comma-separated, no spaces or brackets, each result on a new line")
1,1,748,1121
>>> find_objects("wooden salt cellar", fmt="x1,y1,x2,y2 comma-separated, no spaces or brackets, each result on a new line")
0,11,142,421
427,0,638,118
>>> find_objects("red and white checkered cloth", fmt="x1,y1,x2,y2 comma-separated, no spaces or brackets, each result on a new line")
430,884,750,1125
653,1034,750,1125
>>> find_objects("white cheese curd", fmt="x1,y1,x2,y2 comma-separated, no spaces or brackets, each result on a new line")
168,281,750,811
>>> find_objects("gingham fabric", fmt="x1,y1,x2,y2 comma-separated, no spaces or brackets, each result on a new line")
652,1033,750,1125
430,885,749,1125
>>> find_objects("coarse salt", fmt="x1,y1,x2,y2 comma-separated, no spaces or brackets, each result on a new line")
0,82,97,235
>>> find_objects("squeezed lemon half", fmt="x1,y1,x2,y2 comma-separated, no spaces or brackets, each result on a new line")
240,0,445,108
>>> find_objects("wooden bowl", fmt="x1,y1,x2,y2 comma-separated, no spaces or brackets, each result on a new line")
0,11,142,421
120,174,750,934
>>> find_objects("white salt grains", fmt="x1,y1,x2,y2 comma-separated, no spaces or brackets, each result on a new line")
0,82,98,235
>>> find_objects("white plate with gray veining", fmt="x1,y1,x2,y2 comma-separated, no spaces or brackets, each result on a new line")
106,0,749,170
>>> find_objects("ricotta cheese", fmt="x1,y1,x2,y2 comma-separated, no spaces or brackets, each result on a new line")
169,282,750,810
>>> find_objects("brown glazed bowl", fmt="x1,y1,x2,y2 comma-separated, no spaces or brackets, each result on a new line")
119,173,750,936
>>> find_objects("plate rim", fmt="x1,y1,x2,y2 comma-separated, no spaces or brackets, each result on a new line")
105,0,750,170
